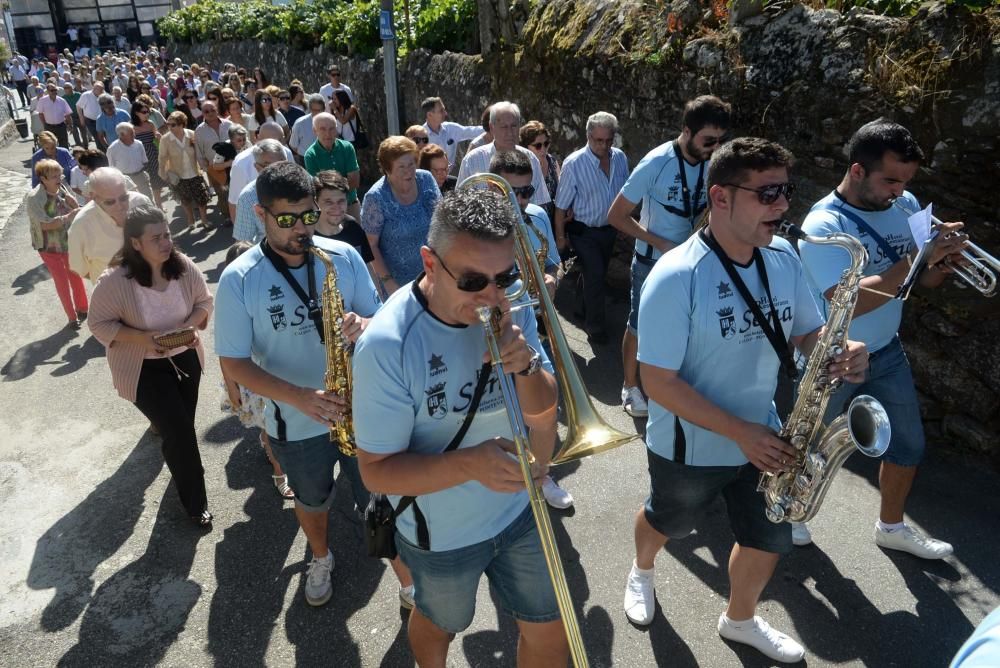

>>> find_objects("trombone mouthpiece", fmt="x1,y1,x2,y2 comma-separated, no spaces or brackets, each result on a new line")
777,220,806,241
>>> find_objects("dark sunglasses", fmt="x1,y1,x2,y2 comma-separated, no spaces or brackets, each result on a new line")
512,184,535,200
265,207,321,228
261,96,271,103
99,193,129,207
726,182,796,205
329,72,340,77
278,95,290,101
431,248,519,292
183,95,195,100
135,108,149,113
530,140,551,150
700,134,729,148
413,137,429,144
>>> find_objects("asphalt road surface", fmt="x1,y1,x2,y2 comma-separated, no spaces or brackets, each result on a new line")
0,134,997,668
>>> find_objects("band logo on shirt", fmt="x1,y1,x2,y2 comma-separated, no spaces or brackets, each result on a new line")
426,382,448,419
717,306,736,339
269,285,284,300
268,304,287,330
428,354,447,377
717,281,733,299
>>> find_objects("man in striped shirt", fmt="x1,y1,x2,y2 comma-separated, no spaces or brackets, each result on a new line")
553,112,630,345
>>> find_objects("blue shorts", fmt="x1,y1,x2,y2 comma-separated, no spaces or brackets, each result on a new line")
627,255,655,334
644,448,792,555
822,336,924,467
268,432,370,512
394,504,561,633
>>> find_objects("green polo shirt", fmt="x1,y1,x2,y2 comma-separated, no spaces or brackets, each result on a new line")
303,138,360,204
62,91,81,112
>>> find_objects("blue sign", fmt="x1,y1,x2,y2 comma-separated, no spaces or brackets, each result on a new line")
379,10,395,41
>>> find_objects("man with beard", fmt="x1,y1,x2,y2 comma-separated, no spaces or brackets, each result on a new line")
793,119,966,557
607,95,731,415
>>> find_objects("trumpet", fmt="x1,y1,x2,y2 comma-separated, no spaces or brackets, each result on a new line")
892,199,999,297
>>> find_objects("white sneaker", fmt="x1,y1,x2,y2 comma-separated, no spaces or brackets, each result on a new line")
718,614,805,663
398,585,415,610
622,386,649,418
875,524,953,559
542,476,574,509
623,563,655,625
791,521,812,546
305,550,334,606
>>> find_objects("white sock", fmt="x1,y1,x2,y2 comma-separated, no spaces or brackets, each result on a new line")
723,614,754,629
877,520,905,533
632,560,654,577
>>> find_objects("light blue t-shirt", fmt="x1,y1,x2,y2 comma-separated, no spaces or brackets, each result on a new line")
523,203,561,271
214,237,381,442
353,279,552,551
620,140,706,260
799,190,918,353
638,232,824,466
96,109,131,142
951,607,1000,668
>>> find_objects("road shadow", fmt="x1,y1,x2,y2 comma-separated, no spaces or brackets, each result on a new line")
57,486,208,667
10,262,50,295
172,222,234,267
26,433,164,632
50,334,105,377
1,326,81,381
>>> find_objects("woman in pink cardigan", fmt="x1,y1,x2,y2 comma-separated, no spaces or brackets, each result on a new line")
88,202,215,527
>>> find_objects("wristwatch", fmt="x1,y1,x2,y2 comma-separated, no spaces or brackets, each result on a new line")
518,345,542,377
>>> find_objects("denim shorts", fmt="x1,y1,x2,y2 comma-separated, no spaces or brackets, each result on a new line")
644,448,792,555
821,336,924,467
627,255,655,334
268,432,370,512
394,504,561,633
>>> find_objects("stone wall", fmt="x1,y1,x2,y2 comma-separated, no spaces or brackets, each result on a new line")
171,0,1000,462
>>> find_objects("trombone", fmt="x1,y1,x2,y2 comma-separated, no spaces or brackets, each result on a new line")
893,199,999,297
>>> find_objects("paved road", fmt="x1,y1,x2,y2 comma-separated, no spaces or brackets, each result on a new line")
0,134,997,668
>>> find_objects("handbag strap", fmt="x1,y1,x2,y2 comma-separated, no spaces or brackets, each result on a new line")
395,360,492,549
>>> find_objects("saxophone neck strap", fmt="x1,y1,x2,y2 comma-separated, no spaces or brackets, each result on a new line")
817,201,901,264
700,228,798,380
395,360,492,550
261,239,324,344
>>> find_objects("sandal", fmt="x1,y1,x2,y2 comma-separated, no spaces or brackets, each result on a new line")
191,510,213,527
272,474,295,499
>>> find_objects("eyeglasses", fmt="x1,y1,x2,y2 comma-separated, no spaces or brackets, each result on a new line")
700,134,729,148
135,108,149,113
530,140,550,150
278,95,290,101
725,182,796,205
99,193,129,207
261,96,271,103
413,137,429,144
329,72,340,77
430,248,519,292
511,184,535,200
183,95,195,100
265,206,321,228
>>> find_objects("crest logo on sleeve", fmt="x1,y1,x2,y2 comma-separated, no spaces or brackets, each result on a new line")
268,285,284,301
428,353,447,376
425,382,448,419
717,306,736,339
268,304,287,330
717,281,733,299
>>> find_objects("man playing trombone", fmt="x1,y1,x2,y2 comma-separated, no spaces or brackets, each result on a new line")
793,119,967,557
353,189,568,667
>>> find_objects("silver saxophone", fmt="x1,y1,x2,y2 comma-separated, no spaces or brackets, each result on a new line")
758,221,892,524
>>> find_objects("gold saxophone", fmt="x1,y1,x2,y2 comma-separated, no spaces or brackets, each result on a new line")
757,221,891,523
301,236,356,457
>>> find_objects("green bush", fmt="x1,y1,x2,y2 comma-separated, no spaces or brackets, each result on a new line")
156,0,478,57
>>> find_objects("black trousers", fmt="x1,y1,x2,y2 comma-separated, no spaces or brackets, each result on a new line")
132,349,208,517
45,122,70,149
567,222,617,334
14,80,28,107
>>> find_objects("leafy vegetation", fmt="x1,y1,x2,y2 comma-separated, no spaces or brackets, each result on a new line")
157,0,479,58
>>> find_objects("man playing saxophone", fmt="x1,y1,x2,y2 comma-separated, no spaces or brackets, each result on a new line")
793,119,966,557
353,189,568,668
214,162,413,608
623,138,868,663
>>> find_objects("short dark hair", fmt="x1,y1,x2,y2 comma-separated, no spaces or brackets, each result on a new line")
846,118,924,172
707,137,794,190
225,240,253,265
112,202,185,287
421,96,442,115
78,148,109,170
489,150,532,177
681,95,732,135
256,162,314,208
314,169,350,194
427,189,516,254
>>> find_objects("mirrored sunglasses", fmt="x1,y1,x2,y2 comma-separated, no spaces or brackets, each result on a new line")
267,208,321,228
726,182,796,205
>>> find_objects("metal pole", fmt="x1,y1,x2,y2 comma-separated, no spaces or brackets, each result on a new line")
379,0,399,136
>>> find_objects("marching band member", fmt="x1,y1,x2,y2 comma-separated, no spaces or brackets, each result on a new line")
214,162,412,608
623,138,868,663
607,95,731,417
793,119,966,556
353,189,567,667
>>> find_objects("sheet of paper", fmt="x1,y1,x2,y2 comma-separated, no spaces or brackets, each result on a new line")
907,203,934,251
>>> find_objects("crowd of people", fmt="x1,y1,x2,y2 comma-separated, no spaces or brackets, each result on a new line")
12,42,996,667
